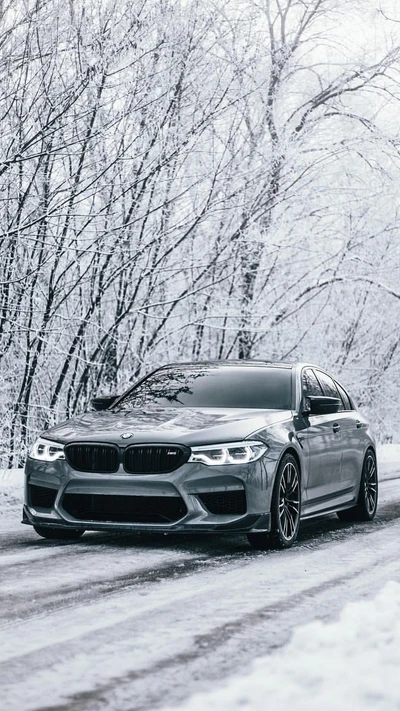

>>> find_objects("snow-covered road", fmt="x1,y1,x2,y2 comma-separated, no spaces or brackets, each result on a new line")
1,447,400,711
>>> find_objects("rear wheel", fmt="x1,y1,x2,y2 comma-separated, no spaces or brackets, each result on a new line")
337,450,378,522
247,453,301,550
33,525,85,540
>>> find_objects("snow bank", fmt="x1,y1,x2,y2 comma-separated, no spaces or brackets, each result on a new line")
377,444,400,481
0,468,24,485
164,581,400,711
0,468,24,514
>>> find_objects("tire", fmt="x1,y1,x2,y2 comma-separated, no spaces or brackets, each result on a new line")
337,449,378,523
247,453,301,550
33,525,85,540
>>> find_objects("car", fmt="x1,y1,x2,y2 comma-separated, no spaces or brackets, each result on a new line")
22,360,378,549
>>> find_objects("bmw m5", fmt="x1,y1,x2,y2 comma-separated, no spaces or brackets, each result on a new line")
23,361,378,549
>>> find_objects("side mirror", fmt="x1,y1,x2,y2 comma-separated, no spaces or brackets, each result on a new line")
91,394,120,411
303,396,340,416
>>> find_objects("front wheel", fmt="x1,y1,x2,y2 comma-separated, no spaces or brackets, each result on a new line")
337,450,378,522
247,453,301,550
33,525,85,540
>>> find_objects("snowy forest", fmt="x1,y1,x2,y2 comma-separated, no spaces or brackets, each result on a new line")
1,0,400,465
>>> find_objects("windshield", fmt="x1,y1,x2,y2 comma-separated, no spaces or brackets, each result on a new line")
114,364,292,410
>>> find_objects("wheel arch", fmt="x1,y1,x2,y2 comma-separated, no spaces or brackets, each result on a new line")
363,444,377,476
277,446,302,481
365,444,376,460
353,445,377,500
278,447,302,478
362,444,377,477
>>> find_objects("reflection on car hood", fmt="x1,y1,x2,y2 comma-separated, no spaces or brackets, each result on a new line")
43,407,293,446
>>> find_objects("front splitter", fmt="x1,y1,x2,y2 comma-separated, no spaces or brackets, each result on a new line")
22,505,271,534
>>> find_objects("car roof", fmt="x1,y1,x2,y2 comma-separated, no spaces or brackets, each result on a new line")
158,360,294,369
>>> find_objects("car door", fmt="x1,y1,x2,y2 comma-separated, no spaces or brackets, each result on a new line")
334,380,365,495
299,368,343,508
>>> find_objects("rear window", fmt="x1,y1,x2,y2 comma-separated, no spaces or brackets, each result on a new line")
114,364,293,410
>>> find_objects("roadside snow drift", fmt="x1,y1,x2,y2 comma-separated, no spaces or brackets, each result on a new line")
0,468,24,514
165,581,400,711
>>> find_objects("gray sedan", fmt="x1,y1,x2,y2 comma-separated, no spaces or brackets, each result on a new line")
23,360,378,549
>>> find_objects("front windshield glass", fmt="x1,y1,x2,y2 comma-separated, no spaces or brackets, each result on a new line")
113,364,292,410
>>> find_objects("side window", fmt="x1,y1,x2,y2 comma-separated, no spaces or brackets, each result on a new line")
302,369,323,397
315,371,341,401
335,382,352,411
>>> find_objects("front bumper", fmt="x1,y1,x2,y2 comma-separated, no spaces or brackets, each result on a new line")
23,454,274,534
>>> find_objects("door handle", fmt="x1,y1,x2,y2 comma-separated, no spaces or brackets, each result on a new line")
355,420,362,429
333,423,340,433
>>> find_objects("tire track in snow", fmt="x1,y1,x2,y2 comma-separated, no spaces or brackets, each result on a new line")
1,496,400,629
7,549,400,711
0,552,240,627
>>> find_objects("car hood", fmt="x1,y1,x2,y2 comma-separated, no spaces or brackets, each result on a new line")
43,407,293,447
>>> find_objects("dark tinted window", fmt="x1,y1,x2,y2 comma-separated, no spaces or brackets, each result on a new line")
335,382,352,411
114,364,293,410
302,369,323,396
315,371,340,399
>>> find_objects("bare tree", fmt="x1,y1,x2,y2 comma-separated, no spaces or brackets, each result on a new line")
1,0,400,463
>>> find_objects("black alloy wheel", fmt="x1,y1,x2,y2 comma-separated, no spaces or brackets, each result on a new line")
247,453,301,550
33,525,85,540
337,450,378,522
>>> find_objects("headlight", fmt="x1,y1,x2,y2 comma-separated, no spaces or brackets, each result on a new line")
30,438,65,462
189,440,267,466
